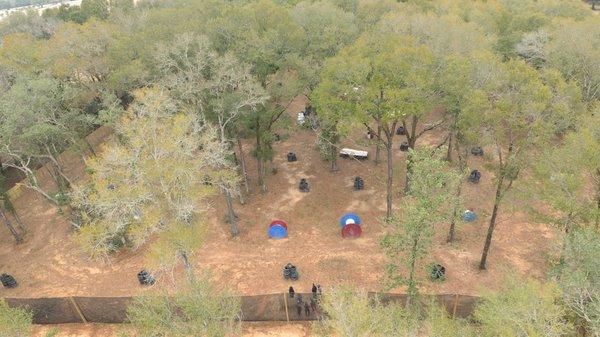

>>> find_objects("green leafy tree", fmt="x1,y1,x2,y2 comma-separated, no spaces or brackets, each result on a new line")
546,17,600,104
513,69,585,238
313,286,418,337
525,126,596,237
0,75,99,204
289,0,359,89
46,20,118,91
210,0,305,192
424,304,477,337
0,299,32,337
354,0,399,31
318,33,440,218
377,10,491,162
71,88,234,278
570,111,600,229
0,32,43,74
437,54,483,242
377,14,492,238
474,275,573,337
555,227,600,335
154,33,268,235
0,9,58,38
377,11,492,58
515,29,549,68
43,3,88,25
470,59,580,270
381,149,460,306
312,50,363,171
80,0,109,21
111,0,133,12
125,272,241,337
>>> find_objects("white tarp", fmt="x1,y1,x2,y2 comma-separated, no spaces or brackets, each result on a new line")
339,148,368,159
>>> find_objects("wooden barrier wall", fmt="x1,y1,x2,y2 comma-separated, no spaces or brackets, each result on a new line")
2,293,479,324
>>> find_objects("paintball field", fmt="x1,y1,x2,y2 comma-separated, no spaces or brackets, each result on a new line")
31,322,312,337
0,95,559,300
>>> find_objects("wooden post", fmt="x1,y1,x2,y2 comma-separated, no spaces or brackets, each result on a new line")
69,297,87,323
452,294,460,318
283,293,290,322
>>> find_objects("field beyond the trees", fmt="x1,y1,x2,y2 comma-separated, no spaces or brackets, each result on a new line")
0,96,558,299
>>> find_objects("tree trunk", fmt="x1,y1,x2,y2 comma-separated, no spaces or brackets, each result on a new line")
404,139,417,194
385,140,393,220
180,251,195,283
449,143,467,243
596,191,600,231
3,198,26,233
447,182,462,243
84,138,97,157
404,151,413,194
446,131,453,162
52,165,66,194
237,137,249,193
258,161,267,193
479,173,505,270
406,237,419,309
330,143,339,172
595,175,600,230
0,208,22,243
24,170,59,205
375,121,382,165
403,118,418,193
12,210,26,233
255,125,267,193
256,153,264,191
224,189,239,237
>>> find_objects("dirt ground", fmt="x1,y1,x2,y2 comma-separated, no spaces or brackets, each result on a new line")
0,95,559,300
31,322,312,337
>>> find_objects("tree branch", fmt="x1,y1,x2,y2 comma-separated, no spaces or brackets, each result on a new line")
416,118,446,139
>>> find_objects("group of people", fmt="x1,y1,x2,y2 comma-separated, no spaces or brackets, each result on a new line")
288,283,322,317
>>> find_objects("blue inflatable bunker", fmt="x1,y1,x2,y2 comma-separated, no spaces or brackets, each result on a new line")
339,213,361,227
461,210,477,222
268,224,288,239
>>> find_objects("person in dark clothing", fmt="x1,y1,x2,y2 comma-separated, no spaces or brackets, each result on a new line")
310,297,317,312
312,283,317,294
295,294,303,316
289,286,295,298
304,302,310,316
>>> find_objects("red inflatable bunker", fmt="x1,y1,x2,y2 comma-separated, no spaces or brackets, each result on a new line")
341,223,362,238
269,220,288,230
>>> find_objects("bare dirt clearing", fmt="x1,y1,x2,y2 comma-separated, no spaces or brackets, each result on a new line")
0,95,558,299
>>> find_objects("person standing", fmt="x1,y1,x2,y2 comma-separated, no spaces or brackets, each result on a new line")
295,293,303,316
310,297,317,313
